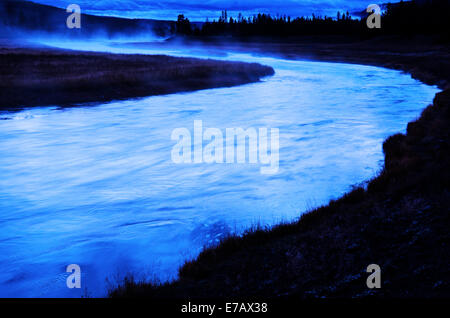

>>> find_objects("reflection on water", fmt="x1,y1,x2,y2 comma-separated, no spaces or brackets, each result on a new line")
0,46,439,297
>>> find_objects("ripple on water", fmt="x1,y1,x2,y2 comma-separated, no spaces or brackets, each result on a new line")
0,50,440,297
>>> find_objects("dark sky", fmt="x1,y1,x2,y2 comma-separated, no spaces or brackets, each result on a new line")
30,0,388,21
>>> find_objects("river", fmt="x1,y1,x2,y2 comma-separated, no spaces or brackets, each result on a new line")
0,43,440,297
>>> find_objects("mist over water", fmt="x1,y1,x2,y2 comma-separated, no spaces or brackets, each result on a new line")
0,43,439,297
0,1,172,43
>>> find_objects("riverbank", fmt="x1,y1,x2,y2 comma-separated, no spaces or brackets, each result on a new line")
164,35,450,89
110,36,450,298
0,46,274,111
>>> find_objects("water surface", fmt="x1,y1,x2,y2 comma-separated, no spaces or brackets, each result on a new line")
0,47,439,297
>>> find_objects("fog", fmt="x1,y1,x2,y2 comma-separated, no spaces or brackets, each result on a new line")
0,0,172,44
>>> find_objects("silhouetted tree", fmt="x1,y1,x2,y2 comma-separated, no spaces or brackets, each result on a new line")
176,14,192,35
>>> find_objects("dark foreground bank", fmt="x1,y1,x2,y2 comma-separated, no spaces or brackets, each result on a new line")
110,37,450,298
0,47,274,111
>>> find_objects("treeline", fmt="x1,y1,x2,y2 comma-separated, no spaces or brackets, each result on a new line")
175,0,450,37
382,0,450,34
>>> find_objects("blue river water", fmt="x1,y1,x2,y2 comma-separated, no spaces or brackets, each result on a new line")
0,43,440,297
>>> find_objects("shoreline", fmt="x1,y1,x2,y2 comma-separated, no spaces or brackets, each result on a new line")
163,35,450,89
0,46,274,112
111,36,450,298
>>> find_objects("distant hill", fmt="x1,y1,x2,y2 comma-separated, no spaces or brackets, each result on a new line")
0,0,176,39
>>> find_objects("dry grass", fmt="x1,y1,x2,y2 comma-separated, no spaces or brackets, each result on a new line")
0,47,274,110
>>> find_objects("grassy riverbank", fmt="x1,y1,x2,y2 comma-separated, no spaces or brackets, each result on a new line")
163,35,450,88
0,47,274,111
110,37,450,298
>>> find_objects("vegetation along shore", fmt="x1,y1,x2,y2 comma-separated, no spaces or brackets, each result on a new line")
110,53,450,297
0,47,274,111
110,36,450,299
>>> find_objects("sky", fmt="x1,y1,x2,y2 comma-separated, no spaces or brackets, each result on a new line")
29,0,385,21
